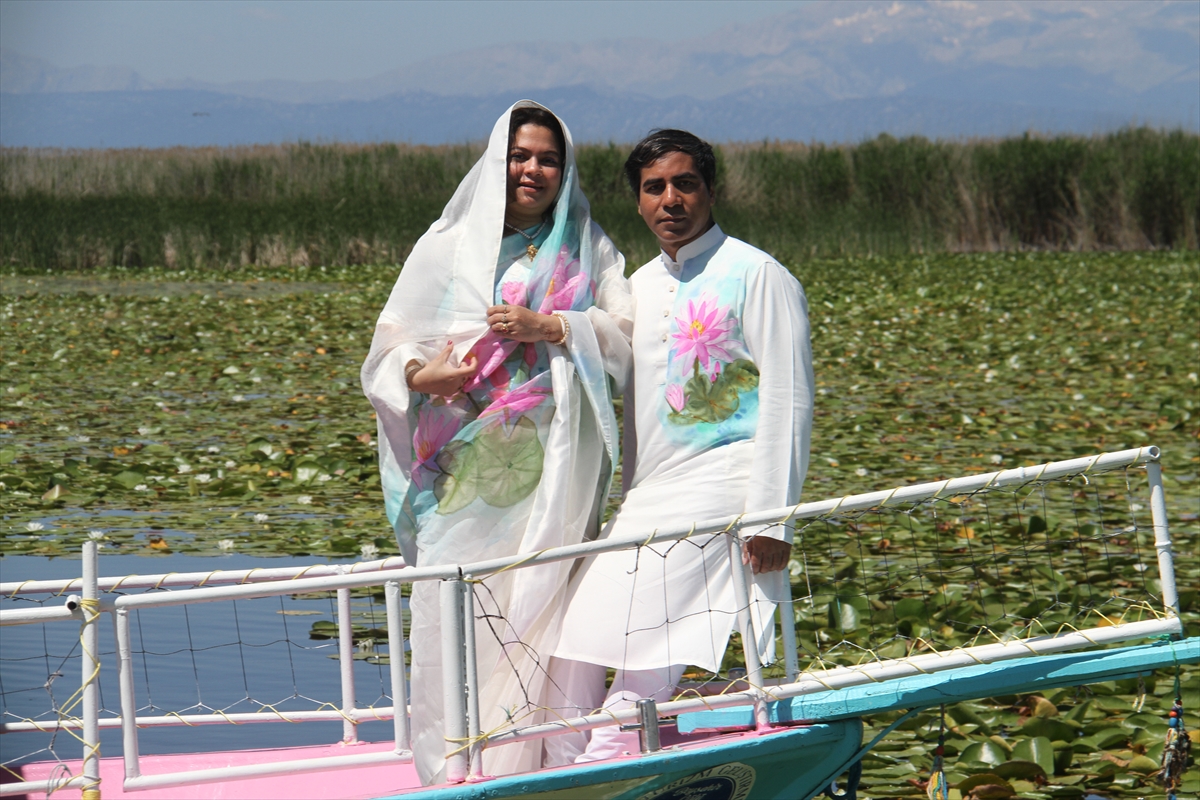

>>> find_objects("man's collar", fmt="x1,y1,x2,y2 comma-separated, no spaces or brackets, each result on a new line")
662,224,725,272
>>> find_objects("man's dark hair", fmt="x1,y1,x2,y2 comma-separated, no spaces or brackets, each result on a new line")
624,129,716,195
509,107,566,157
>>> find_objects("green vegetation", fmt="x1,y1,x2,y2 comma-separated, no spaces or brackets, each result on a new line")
1,251,1196,797
2,129,1197,271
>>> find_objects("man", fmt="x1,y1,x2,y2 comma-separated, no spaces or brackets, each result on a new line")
546,129,814,764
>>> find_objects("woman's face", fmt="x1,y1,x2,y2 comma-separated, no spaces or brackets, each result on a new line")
505,124,564,227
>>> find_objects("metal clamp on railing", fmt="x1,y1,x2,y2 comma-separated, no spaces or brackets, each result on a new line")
618,698,662,754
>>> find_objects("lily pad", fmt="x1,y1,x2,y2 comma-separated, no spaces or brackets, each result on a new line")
1012,736,1056,775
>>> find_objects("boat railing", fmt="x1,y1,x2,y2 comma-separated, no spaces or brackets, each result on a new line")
0,445,1181,795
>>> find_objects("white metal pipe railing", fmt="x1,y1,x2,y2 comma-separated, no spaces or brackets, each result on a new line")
779,598,800,683
81,541,101,796
0,775,85,797
462,581,483,781
0,557,409,597
120,749,413,793
91,447,1163,614
483,615,1183,750
440,577,468,784
115,608,142,781
726,535,767,730
385,580,411,753
0,599,82,626
336,580,358,744
3,707,399,734
1145,459,1180,617
1,446,1174,795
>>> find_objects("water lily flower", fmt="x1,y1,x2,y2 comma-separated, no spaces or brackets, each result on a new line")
207,446,220,453
990,455,1004,464
855,467,869,477
253,513,269,523
317,474,332,483
217,539,235,551
88,530,106,541
134,484,149,491
297,495,313,505
360,543,379,559
225,460,236,468
665,384,688,413
231,394,245,402
672,293,736,372
195,473,212,483
177,464,192,474
137,426,152,435
25,522,45,532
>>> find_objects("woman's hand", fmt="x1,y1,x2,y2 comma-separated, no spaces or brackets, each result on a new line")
408,343,478,397
487,304,564,343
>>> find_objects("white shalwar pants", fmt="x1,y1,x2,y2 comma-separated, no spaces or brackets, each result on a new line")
543,658,685,766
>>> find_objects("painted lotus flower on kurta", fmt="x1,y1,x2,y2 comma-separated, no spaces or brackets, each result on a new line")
662,282,759,441
671,294,736,372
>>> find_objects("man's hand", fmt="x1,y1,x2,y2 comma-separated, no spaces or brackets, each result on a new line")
408,343,478,397
743,535,791,574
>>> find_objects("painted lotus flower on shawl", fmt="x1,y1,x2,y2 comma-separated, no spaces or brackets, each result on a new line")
479,383,552,425
537,246,590,313
671,293,736,372
501,281,528,307
413,405,460,466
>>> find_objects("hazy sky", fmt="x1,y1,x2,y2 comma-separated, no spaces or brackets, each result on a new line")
0,0,802,84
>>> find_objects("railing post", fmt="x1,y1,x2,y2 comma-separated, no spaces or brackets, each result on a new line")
114,607,142,781
336,578,358,744
779,596,800,683
726,533,768,730
1145,457,1181,619
383,580,410,753
461,580,483,780
81,540,101,799
440,577,468,784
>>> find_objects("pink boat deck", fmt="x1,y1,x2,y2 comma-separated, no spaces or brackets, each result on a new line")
5,741,422,800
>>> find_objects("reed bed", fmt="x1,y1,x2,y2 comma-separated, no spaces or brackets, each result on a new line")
1,128,1196,270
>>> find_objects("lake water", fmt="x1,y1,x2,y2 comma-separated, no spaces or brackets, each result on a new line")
0,553,400,766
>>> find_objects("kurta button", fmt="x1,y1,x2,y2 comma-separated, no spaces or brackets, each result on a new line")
662,309,670,317
668,285,676,292
661,334,668,342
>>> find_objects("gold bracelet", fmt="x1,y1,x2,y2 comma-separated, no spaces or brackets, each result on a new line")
404,359,425,390
550,312,569,346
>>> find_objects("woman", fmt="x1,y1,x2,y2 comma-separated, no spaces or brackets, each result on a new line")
361,102,632,783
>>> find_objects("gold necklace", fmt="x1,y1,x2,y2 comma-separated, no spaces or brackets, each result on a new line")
504,219,547,260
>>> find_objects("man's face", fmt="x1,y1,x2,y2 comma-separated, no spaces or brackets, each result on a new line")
636,151,714,259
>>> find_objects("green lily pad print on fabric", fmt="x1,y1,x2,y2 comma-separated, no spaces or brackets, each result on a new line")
433,417,544,514
433,439,477,515
475,416,544,507
668,358,760,425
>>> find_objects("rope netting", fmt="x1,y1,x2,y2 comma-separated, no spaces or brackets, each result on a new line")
460,459,1172,744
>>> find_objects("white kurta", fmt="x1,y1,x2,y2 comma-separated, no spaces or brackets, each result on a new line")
554,224,814,673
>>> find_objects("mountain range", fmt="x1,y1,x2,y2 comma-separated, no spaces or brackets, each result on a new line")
2,0,1196,147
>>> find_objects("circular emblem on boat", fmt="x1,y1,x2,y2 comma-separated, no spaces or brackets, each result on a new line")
637,762,755,800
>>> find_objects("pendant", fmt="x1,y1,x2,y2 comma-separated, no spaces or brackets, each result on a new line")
526,244,538,260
